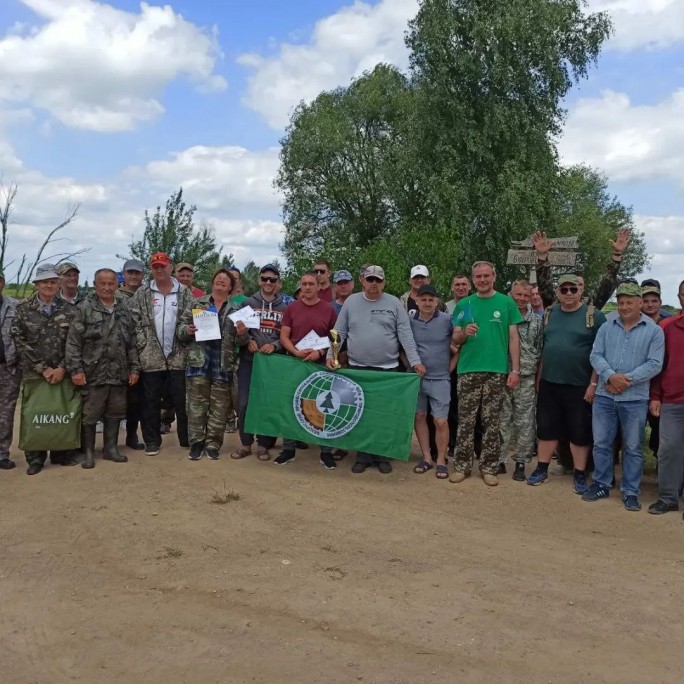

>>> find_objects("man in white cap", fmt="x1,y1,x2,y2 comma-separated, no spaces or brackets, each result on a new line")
11,264,78,474
401,265,446,319
57,262,83,305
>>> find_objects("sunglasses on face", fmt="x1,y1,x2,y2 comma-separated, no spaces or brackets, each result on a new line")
559,286,579,294
365,276,383,283
314,269,327,274
260,276,278,283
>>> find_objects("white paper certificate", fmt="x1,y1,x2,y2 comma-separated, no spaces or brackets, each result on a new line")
295,330,330,351
192,308,222,341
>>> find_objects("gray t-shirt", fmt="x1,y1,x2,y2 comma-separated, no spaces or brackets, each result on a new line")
331,292,421,369
410,311,453,379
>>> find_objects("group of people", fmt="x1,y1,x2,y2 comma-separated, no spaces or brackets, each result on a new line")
1,231,683,518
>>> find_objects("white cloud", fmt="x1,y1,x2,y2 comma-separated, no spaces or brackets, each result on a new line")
238,0,417,129
559,89,684,185
589,0,684,50
0,0,226,132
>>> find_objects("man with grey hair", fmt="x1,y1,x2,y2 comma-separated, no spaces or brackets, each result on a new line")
327,265,426,474
450,261,523,486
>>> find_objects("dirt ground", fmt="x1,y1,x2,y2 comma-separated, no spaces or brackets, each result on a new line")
2,427,683,684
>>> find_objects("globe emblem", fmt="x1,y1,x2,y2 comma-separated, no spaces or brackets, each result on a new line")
293,371,365,439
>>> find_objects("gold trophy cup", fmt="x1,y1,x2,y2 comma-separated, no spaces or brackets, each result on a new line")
330,329,341,369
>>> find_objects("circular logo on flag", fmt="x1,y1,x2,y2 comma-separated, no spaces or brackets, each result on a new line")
293,371,365,439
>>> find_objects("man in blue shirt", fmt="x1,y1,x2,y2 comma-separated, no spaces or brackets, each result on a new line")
585,282,665,511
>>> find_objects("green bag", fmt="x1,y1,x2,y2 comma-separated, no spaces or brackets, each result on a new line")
19,379,82,451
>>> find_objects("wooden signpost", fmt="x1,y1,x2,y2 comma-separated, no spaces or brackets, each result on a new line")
507,236,579,283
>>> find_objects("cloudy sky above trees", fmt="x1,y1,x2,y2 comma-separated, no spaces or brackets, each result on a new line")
1,0,683,301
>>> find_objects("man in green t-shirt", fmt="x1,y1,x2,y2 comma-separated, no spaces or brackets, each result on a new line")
526,273,606,494
450,261,523,486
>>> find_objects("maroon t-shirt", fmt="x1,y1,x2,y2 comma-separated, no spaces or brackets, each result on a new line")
282,299,337,346
318,286,333,302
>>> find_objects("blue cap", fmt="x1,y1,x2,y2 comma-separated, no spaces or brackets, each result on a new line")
333,269,353,283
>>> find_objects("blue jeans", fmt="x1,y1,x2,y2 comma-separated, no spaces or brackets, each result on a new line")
592,395,648,496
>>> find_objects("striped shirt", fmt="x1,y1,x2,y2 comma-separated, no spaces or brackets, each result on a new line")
590,314,665,402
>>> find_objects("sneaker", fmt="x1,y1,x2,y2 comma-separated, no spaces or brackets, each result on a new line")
160,422,171,435
377,461,392,475
623,495,641,512
320,452,337,470
573,471,588,495
144,444,160,456
449,471,468,484
527,466,548,486
581,482,610,502
0,458,16,470
188,443,204,461
512,463,526,481
274,450,296,466
205,448,220,461
351,462,367,474
497,463,507,475
482,473,498,487
648,500,679,515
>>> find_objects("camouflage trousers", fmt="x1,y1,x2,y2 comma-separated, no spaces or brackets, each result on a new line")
0,365,21,460
499,374,537,465
187,375,232,450
454,372,507,475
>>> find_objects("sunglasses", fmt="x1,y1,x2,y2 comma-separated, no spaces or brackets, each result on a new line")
314,269,328,274
260,276,278,283
559,286,579,294
365,276,383,283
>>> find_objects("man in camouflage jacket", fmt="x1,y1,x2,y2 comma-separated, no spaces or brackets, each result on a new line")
66,269,140,469
0,268,21,470
11,264,77,473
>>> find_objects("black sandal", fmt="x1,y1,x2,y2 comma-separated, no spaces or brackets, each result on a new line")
413,460,434,474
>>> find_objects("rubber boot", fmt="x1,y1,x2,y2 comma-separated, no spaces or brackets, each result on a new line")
102,419,128,463
81,424,97,470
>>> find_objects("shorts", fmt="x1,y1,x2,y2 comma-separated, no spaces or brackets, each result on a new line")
416,378,451,420
536,379,592,446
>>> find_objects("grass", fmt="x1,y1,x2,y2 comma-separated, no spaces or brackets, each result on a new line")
210,481,241,505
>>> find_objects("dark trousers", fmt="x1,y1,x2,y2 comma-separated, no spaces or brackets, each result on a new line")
126,379,144,436
349,365,396,465
141,370,188,447
237,358,276,449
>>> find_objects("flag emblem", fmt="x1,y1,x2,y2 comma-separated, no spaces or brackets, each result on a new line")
293,371,364,439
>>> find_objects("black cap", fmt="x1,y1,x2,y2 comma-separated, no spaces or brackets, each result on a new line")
416,284,438,297
260,263,280,276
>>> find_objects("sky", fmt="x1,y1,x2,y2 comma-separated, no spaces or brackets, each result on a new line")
0,0,683,303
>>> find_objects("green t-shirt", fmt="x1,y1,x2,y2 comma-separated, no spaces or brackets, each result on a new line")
452,292,523,374
541,303,606,386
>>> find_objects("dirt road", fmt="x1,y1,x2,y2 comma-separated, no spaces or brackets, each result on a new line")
2,433,683,684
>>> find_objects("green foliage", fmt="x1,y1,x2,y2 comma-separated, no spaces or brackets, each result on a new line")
121,188,232,289
276,0,638,299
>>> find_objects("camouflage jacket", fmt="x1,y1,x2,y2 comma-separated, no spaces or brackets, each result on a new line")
537,259,620,310
0,294,20,374
65,294,140,385
515,305,544,376
11,294,75,380
127,281,192,372
177,295,239,371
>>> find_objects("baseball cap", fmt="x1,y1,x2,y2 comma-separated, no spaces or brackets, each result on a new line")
641,285,661,297
33,263,60,282
417,284,438,297
557,273,579,286
175,262,194,274
410,265,429,279
333,269,353,283
123,258,144,273
150,252,172,267
364,265,385,280
56,262,79,276
260,263,280,276
616,282,643,297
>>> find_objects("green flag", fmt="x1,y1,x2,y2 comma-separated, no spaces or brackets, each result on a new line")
245,354,420,461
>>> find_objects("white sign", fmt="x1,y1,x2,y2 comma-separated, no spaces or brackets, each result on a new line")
192,308,222,341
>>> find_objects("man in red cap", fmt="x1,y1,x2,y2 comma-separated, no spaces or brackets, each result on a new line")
128,252,193,455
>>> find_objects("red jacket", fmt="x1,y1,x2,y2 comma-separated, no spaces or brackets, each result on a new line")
650,315,684,404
